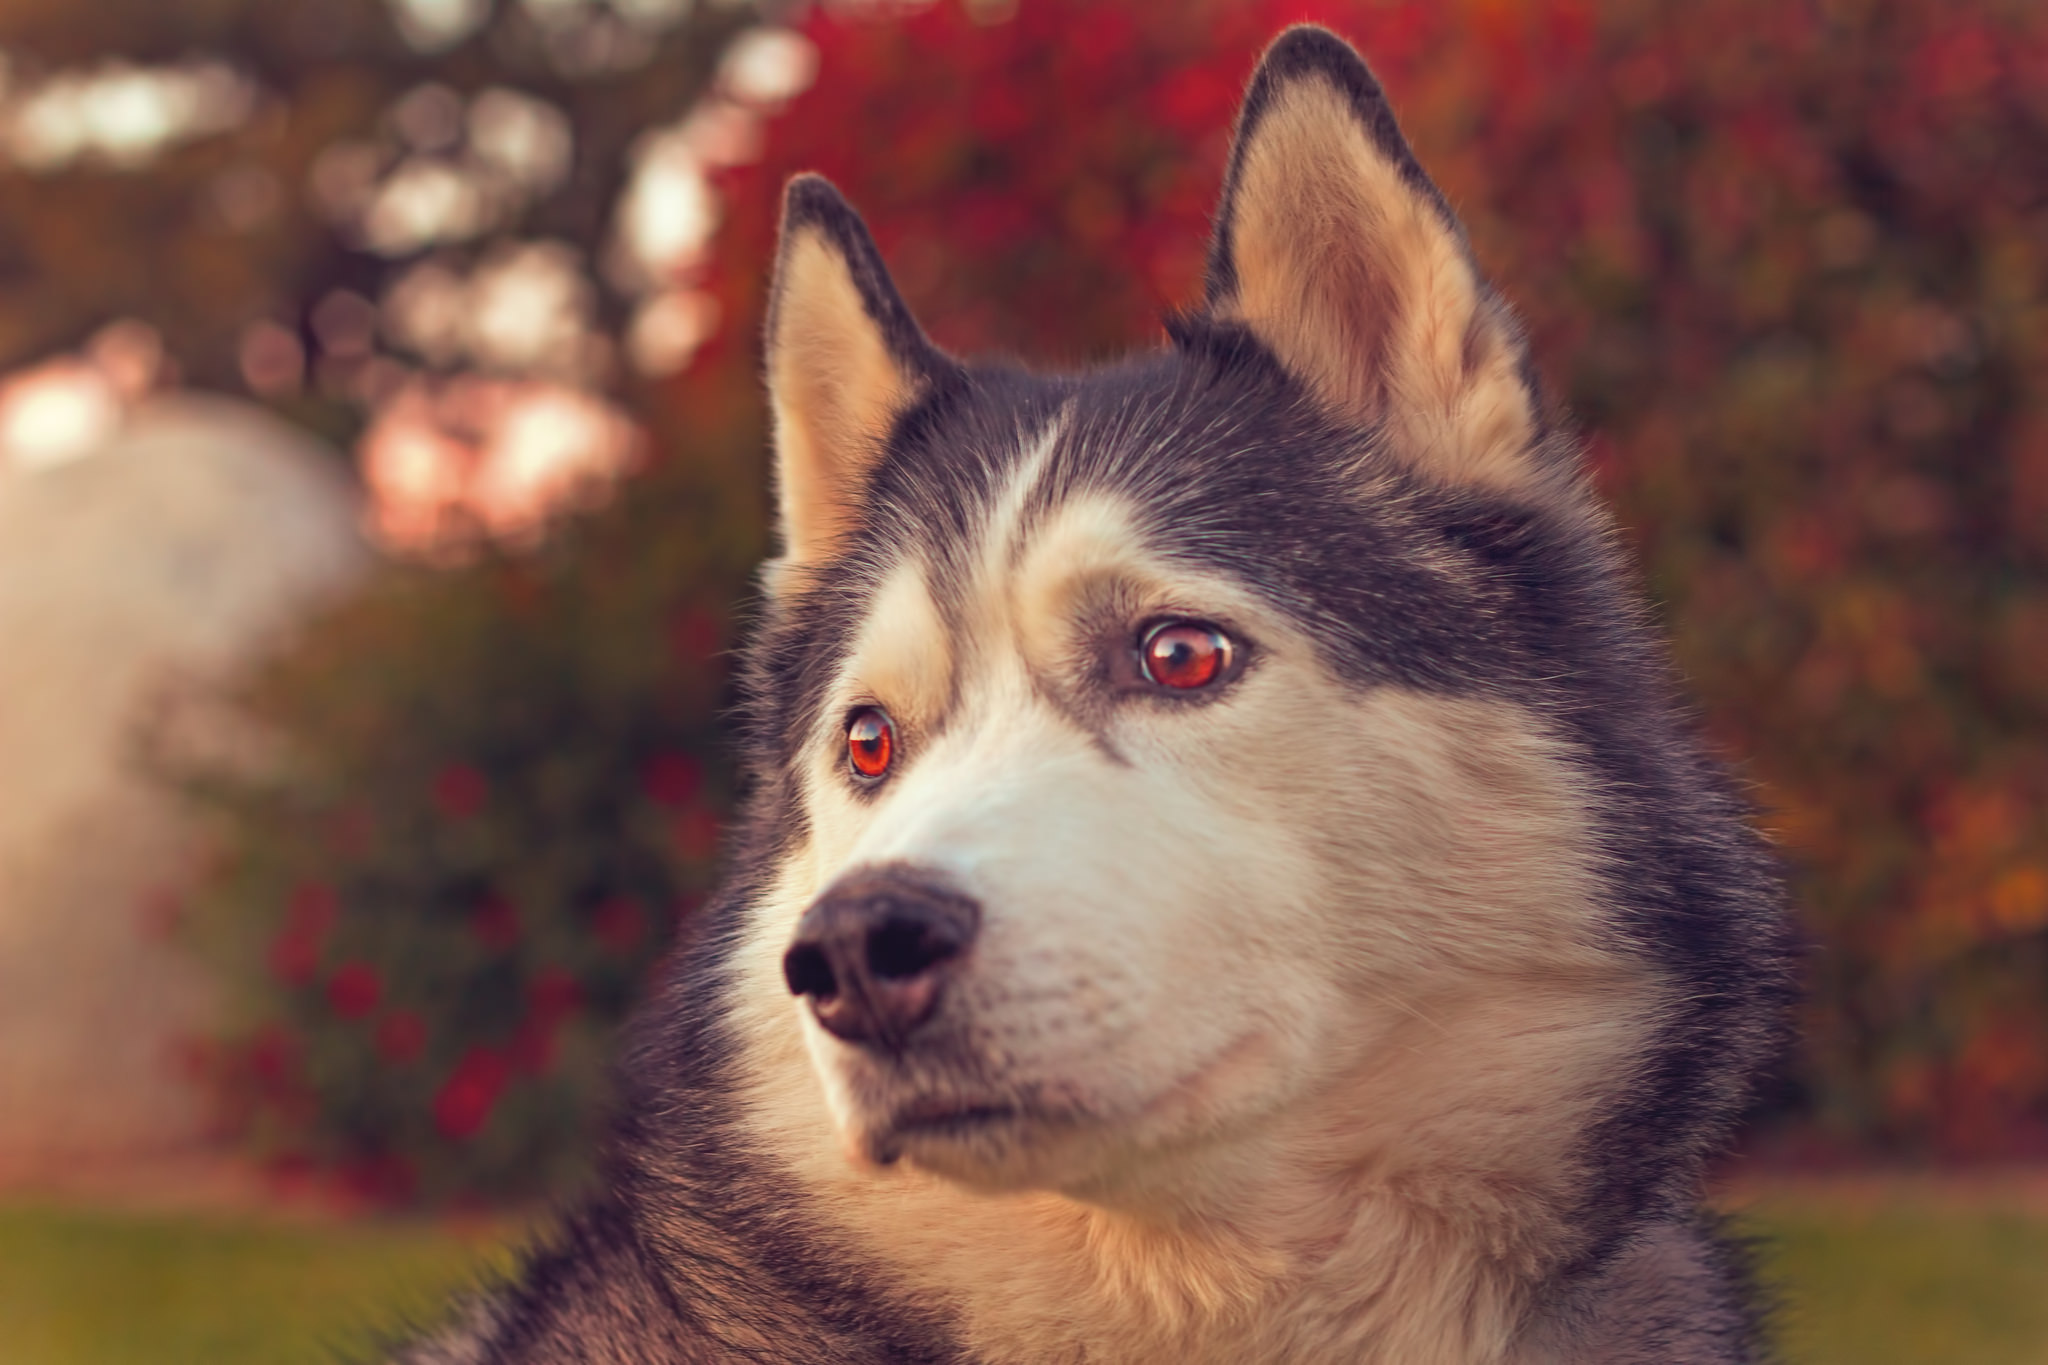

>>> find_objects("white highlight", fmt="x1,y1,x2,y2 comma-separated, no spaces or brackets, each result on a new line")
3,61,253,172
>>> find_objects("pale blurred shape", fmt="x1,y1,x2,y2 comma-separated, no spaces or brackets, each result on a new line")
382,261,470,367
308,140,385,226
469,87,575,194
628,288,719,375
472,384,641,538
85,320,166,403
362,155,489,255
4,61,253,171
238,321,306,399
0,396,366,1183
360,392,474,550
619,129,718,279
391,82,466,153
720,27,819,107
614,0,695,28
608,25,806,310
0,363,123,473
312,290,380,359
677,98,761,167
465,240,597,376
208,161,282,232
389,0,491,51
7,78,85,168
360,377,642,555
520,0,594,21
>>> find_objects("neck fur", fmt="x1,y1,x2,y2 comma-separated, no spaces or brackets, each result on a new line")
727,962,1632,1365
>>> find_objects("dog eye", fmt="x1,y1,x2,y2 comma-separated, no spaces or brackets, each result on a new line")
1138,621,1233,691
846,707,896,779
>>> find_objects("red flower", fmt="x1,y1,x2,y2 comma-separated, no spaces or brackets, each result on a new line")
591,896,646,955
375,1010,427,1064
433,1047,510,1141
326,962,382,1020
432,763,489,819
528,967,584,1026
471,892,520,952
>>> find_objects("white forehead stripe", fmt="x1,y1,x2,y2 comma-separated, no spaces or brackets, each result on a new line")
976,411,1065,589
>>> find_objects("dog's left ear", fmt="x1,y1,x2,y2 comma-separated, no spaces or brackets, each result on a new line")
1205,27,1544,495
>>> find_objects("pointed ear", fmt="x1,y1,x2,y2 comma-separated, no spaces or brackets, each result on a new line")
1205,27,1544,495
765,175,946,585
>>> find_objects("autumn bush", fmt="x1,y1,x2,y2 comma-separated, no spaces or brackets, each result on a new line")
187,0,2047,1205
176,458,759,1205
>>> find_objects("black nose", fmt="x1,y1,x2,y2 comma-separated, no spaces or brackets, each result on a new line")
782,868,981,1051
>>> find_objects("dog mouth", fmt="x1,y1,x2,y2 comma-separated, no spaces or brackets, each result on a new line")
864,1096,1033,1166
885,1099,1020,1139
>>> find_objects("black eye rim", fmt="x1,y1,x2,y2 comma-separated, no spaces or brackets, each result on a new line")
844,705,896,782
1133,617,1243,693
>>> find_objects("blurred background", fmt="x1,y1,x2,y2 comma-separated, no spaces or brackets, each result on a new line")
0,0,2043,1360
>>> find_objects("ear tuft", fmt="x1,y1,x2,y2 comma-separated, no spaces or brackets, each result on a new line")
1205,26,1546,496
766,175,946,586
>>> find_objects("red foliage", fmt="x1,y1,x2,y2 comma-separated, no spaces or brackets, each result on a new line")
668,606,724,665
334,1150,419,1206
527,967,585,1027
375,1009,428,1065
640,752,703,808
325,962,382,1020
508,1018,559,1077
590,896,647,955
434,1046,511,1141
266,928,319,986
672,808,721,860
246,1024,300,1090
265,882,339,985
687,0,2048,1155
431,763,489,820
470,892,521,952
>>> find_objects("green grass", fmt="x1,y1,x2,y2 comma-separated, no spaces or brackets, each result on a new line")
0,1205,517,1365
1746,1198,2048,1365
0,1194,2044,1363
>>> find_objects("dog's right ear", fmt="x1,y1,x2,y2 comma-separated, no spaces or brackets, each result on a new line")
765,175,946,589
1203,27,1546,497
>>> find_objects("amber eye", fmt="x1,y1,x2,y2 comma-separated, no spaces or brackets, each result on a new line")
1139,621,1233,691
846,707,895,779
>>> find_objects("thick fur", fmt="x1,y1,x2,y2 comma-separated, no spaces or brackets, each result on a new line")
398,26,1795,1365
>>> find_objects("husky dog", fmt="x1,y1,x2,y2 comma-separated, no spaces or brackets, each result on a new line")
401,25,1795,1365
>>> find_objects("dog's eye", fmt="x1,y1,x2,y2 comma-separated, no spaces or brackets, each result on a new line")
1139,621,1233,691
846,707,896,779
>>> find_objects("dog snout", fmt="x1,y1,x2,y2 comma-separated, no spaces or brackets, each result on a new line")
782,868,981,1051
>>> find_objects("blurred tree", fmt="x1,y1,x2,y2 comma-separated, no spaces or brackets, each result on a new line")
0,0,761,442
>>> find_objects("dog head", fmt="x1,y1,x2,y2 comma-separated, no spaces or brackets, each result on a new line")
730,27,1675,1210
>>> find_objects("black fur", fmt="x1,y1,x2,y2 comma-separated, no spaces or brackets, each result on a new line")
397,25,1795,1364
